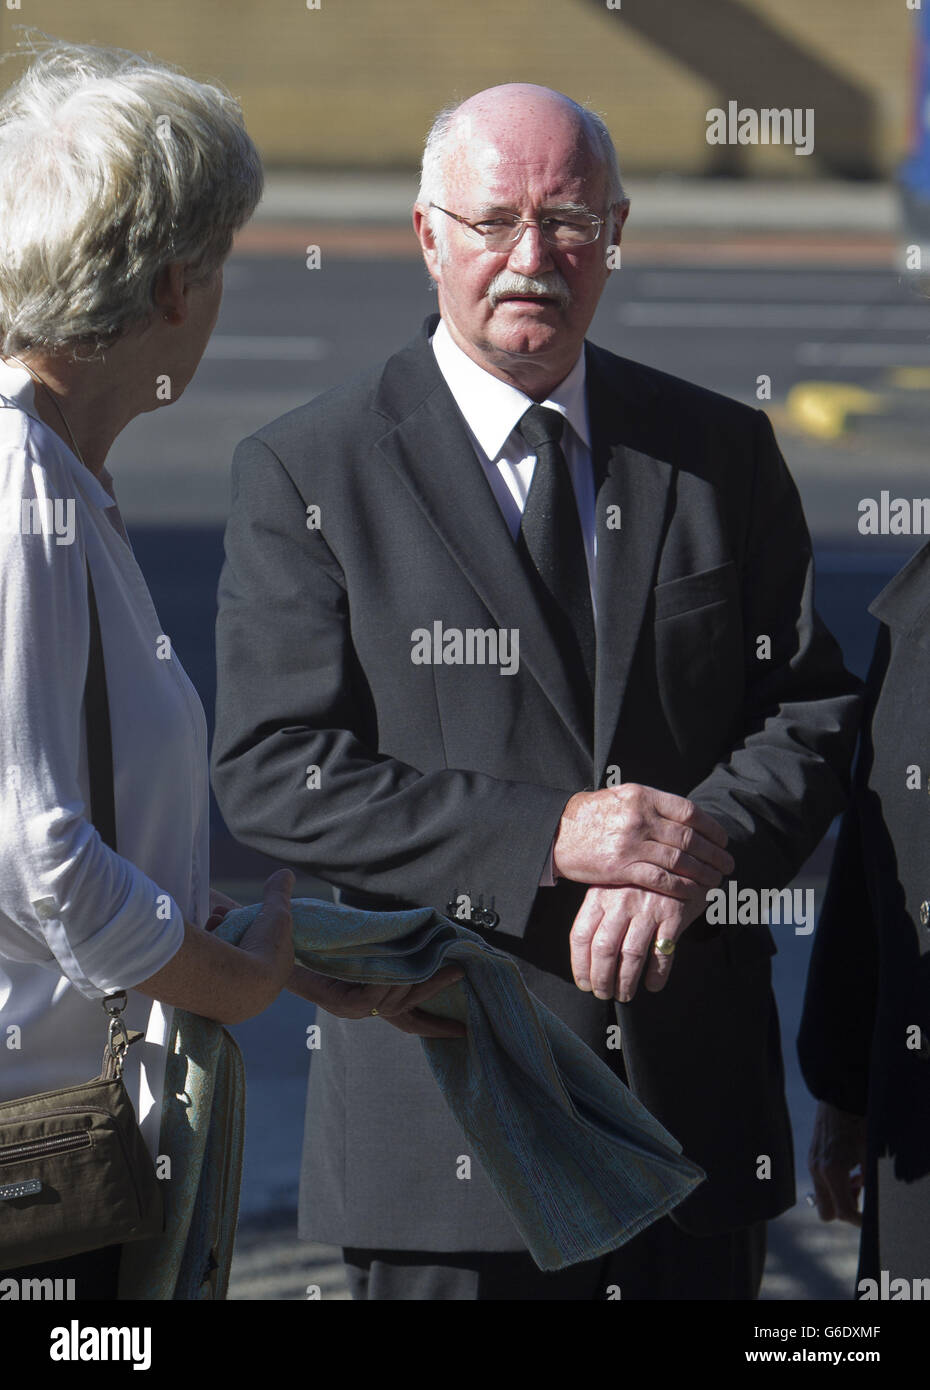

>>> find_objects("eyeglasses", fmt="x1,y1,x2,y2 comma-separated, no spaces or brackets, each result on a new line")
429,203,605,250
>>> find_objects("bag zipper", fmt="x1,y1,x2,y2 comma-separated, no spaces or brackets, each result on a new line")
0,1106,147,1221
0,1130,91,1165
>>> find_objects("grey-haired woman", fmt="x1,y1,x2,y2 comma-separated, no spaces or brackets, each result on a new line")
0,39,460,1299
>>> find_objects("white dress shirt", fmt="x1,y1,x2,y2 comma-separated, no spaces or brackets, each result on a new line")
0,360,209,1159
431,320,597,886
430,317,597,609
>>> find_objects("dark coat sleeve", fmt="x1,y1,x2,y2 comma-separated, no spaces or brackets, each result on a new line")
210,434,569,931
796,626,889,1114
687,410,862,890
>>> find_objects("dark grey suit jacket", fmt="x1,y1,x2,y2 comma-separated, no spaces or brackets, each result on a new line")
212,316,861,1250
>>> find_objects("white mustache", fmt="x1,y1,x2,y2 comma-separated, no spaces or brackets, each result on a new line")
487,271,571,309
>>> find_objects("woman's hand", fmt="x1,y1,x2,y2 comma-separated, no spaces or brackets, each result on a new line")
132,868,295,1024
288,963,466,1039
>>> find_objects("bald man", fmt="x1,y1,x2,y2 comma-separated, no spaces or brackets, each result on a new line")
212,85,860,1300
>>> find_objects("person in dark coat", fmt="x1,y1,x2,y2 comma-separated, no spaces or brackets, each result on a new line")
213,83,861,1300
799,540,930,1296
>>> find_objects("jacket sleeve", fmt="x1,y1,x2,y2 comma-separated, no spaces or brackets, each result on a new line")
796,626,889,1114
686,410,862,890
210,435,569,935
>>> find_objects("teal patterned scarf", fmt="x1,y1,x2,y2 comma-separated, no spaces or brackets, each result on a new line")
119,899,704,1297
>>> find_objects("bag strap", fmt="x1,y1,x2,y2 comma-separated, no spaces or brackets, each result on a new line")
84,558,116,853
84,558,137,1072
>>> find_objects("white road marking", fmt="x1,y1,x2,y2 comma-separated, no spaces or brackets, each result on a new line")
618,303,930,329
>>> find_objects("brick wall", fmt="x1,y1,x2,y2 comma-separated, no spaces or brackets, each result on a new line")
0,0,913,174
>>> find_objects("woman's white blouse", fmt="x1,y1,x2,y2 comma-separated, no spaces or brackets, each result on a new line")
0,360,210,1159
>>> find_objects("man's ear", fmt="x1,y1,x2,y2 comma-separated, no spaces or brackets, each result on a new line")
613,199,631,240
604,200,631,271
413,204,443,284
152,261,189,325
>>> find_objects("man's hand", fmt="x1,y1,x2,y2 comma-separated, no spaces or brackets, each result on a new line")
570,881,710,1002
553,785,733,896
287,962,467,1039
808,1100,867,1226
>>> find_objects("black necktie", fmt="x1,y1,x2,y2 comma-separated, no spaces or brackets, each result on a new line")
516,405,596,696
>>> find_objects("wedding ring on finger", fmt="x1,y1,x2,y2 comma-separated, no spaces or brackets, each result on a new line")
654,937,677,957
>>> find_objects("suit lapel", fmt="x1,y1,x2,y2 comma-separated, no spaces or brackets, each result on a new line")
869,538,930,648
586,346,673,784
374,323,592,758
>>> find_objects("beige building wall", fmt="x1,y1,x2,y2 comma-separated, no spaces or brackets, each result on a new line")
752,0,911,173
0,0,914,175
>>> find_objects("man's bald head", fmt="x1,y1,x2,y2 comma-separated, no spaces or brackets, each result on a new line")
418,84,625,258
411,83,630,397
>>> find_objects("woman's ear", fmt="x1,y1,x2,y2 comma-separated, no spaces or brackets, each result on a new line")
152,261,189,325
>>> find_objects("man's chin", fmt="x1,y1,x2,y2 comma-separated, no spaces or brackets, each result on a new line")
484,316,568,357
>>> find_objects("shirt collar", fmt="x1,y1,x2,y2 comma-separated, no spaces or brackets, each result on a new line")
0,358,115,512
431,317,590,458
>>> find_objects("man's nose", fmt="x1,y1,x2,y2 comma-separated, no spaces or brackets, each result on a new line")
505,221,553,275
